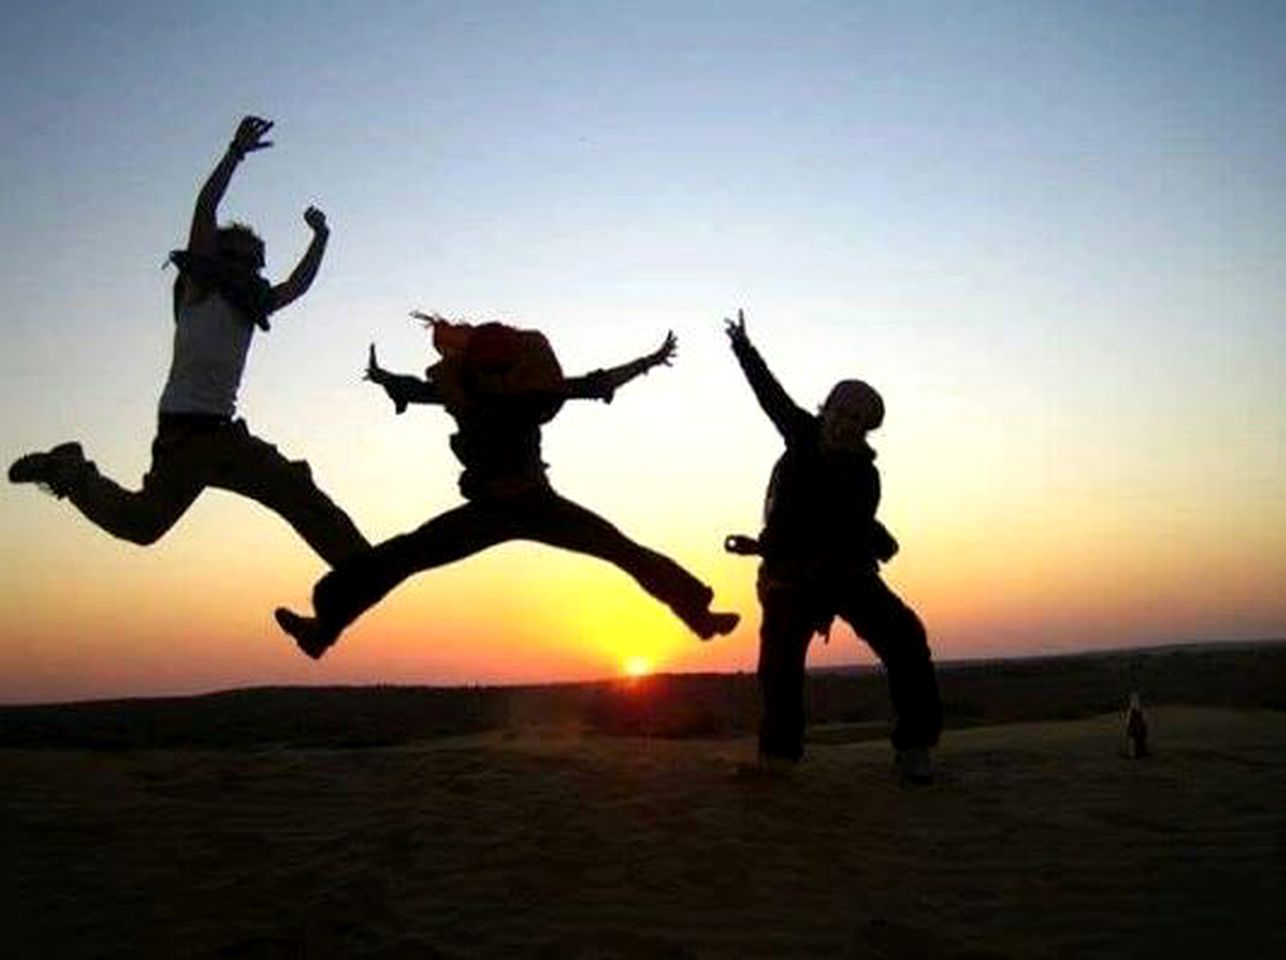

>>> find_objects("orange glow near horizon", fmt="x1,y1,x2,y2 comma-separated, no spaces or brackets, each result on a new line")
3,366,1285,705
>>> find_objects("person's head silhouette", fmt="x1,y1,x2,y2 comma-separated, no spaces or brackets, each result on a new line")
215,223,265,273
819,379,883,451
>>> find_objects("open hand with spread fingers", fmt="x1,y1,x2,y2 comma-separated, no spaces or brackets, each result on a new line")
230,116,274,156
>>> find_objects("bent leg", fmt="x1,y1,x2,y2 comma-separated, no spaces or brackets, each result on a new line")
63,446,202,546
756,580,818,762
517,491,724,634
206,422,369,567
839,575,942,750
312,499,517,638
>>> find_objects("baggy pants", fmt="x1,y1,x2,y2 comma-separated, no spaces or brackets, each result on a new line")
756,569,942,760
311,486,716,638
64,417,369,567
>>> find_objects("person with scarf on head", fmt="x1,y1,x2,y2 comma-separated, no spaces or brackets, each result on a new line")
9,116,369,567
723,310,941,784
274,312,739,659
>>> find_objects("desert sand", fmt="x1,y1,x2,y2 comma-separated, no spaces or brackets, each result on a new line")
3,701,1282,959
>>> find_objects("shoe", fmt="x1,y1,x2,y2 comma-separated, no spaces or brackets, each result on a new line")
691,610,739,641
274,607,338,660
895,748,935,786
8,442,85,498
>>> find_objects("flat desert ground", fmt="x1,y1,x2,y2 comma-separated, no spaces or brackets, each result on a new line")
2,649,1283,958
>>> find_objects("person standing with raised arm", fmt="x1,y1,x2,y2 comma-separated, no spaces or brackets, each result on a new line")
9,116,369,567
723,310,941,784
275,314,738,659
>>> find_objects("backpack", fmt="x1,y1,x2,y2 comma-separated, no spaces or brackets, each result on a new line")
430,320,565,423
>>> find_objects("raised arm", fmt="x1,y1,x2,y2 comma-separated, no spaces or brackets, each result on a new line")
269,206,330,312
364,344,442,414
724,310,811,441
563,330,677,403
187,116,273,257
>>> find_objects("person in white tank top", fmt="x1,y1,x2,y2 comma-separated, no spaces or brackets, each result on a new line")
10,116,369,570
158,291,256,418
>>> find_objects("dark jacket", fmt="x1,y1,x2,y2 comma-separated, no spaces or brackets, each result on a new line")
377,368,618,501
449,401,551,500
731,338,889,580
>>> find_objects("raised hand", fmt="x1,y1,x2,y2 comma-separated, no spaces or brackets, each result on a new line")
648,330,678,368
230,116,274,157
364,344,409,412
303,206,328,235
724,308,750,350
364,344,390,385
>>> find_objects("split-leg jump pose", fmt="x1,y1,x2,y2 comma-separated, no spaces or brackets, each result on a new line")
276,315,738,658
723,310,941,783
8,116,368,566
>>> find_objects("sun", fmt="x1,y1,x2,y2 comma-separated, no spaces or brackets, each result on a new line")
622,656,652,678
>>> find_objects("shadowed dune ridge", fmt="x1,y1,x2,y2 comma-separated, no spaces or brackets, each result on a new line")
1,641,1282,749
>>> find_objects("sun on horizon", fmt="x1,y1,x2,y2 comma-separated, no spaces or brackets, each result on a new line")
622,657,653,679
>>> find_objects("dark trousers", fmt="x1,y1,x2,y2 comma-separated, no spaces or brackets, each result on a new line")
64,417,369,567
312,486,715,638
757,569,942,760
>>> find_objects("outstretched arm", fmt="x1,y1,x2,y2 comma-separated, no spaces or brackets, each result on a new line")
269,206,330,312
724,310,810,440
564,331,677,403
187,116,273,257
364,344,442,414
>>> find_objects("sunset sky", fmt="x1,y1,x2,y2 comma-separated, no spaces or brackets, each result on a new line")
2,1,1283,703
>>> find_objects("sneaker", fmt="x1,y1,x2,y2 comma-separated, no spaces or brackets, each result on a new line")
8,442,85,498
691,610,740,641
274,607,338,660
895,748,935,786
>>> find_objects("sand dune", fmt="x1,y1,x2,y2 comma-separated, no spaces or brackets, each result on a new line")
4,706,1282,958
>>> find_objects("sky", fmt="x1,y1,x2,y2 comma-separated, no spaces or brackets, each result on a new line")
1,1,1283,703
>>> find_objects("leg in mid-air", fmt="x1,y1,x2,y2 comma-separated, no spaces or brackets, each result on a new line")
10,419,368,567
512,489,738,640
837,574,941,783
277,498,524,659
10,437,203,546
276,486,738,660
201,420,368,567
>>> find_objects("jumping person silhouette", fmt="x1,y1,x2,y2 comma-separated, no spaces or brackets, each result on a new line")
8,116,369,566
275,313,738,659
723,310,941,783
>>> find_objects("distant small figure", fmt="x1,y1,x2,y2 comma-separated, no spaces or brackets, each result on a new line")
723,310,942,785
8,116,368,567
274,314,738,659
1125,691,1149,758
